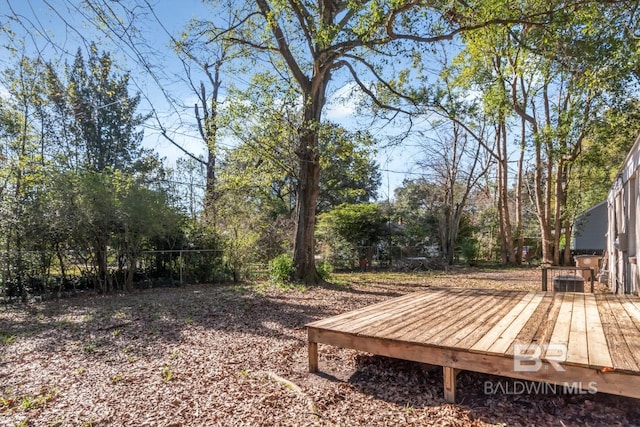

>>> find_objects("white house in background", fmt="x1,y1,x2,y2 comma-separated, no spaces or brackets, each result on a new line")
572,200,607,254
607,134,640,295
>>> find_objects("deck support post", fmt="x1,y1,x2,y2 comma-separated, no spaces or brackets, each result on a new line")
443,366,459,403
308,341,318,373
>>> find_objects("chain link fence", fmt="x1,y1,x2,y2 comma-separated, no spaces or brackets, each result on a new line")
0,249,227,302
321,244,443,271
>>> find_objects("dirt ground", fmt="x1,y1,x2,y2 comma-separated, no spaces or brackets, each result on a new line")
1,267,639,426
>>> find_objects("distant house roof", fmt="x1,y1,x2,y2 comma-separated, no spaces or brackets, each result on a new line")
572,200,607,252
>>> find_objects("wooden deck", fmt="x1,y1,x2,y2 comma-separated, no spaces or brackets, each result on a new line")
307,288,640,402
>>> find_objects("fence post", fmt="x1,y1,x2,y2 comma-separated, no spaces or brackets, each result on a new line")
542,267,548,291
179,250,183,286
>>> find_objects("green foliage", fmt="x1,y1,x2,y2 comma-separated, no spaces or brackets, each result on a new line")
316,260,333,281
0,46,209,296
268,254,294,285
65,44,153,172
391,179,442,247
179,223,227,283
446,0,640,264
459,237,479,265
571,100,640,211
318,203,385,247
318,124,381,213
317,203,386,267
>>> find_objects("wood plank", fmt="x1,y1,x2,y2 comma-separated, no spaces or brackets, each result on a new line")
584,294,613,368
381,289,484,342
602,295,640,369
453,292,527,350
313,291,445,333
622,296,640,366
308,327,640,399
470,291,538,353
349,290,457,336
506,293,556,355
414,290,513,345
401,290,499,344
622,296,640,326
437,290,520,348
308,290,439,328
349,289,459,326
308,290,441,329
597,294,639,372
566,293,589,365
621,296,640,369
527,292,564,347
626,296,640,317
544,293,574,360
487,292,545,355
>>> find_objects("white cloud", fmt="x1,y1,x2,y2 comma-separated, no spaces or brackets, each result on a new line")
324,82,359,121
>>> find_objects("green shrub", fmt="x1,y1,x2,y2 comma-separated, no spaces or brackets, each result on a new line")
460,239,478,265
317,260,333,281
268,254,294,284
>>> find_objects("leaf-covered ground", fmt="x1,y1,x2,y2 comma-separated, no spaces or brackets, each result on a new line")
1,267,639,426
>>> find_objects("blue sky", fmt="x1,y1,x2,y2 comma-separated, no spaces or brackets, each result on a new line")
1,0,427,200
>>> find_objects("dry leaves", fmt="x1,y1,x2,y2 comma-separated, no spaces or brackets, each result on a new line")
0,267,637,426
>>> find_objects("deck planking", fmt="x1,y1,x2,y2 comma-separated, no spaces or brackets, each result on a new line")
307,288,640,403
584,295,613,368
506,293,557,356
566,293,589,365
437,290,520,348
353,290,456,337
597,294,639,372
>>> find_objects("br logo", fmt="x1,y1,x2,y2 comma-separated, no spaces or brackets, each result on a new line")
513,343,567,372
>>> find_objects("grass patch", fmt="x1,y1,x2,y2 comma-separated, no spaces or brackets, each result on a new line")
111,374,126,384
82,340,97,353
161,365,173,382
0,331,16,345
1,387,57,412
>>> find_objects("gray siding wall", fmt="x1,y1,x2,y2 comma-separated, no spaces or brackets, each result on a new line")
572,201,607,252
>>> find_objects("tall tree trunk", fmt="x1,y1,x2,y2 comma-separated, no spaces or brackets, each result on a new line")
293,136,321,282
195,59,222,228
125,255,136,293
495,123,506,263
533,136,554,265
563,219,572,266
498,121,516,264
515,116,526,264
289,34,331,283
553,161,565,265
96,242,109,293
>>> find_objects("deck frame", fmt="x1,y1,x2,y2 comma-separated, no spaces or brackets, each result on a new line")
307,289,640,403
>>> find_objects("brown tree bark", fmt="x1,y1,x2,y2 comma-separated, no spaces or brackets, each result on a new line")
293,131,321,283
497,120,516,264
514,115,526,264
